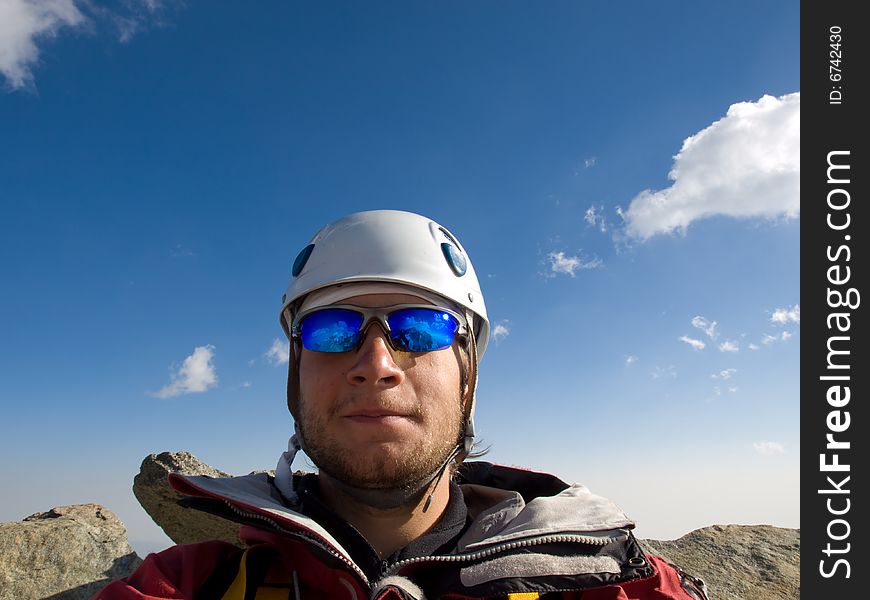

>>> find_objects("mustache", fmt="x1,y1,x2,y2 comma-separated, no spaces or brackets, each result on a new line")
333,394,425,419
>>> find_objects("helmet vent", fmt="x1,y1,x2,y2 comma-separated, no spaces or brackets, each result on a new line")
292,244,315,277
438,226,460,247
441,243,467,277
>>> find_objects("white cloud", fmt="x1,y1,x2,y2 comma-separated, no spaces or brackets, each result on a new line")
1,0,177,90
585,206,597,226
572,157,598,176
771,304,800,325
749,343,760,350
761,331,792,345
171,244,196,258
265,338,290,365
585,205,608,233
0,0,86,90
711,368,737,380
679,335,705,351
625,355,638,366
152,345,218,399
546,251,602,277
718,340,739,353
623,93,800,240
651,365,677,379
492,322,510,343
104,0,168,43
753,441,786,456
691,316,718,339
615,206,625,222
709,384,739,400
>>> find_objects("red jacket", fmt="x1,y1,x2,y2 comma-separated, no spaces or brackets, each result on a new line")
96,462,708,599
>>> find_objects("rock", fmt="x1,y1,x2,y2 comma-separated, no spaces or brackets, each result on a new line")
641,524,800,600
0,504,141,600
132,451,243,546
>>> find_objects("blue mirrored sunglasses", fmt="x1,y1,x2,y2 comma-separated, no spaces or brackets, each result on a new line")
291,304,468,353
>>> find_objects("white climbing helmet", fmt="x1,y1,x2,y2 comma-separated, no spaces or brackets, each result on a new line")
279,209,490,358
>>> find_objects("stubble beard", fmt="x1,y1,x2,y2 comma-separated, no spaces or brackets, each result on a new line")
297,393,464,495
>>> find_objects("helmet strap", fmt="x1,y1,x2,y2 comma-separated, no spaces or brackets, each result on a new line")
458,314,479,462
314,432,461,511
286,344,302,420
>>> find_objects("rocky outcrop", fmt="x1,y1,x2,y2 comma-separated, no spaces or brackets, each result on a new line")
0,504,141,600
133,452,800,600
132,451,243,545
642,524,800,600
0,453,799,600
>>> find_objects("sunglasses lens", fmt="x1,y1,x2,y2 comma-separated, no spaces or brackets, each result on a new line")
299,309,364,352
387,308,459,352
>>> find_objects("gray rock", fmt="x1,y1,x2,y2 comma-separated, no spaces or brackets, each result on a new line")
132,451,243,546
0,504,141,600
641,524,800,600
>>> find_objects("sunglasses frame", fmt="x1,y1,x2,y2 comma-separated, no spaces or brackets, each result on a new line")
290,303,470,353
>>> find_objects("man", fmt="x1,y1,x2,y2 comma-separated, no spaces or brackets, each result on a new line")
98,210,707,599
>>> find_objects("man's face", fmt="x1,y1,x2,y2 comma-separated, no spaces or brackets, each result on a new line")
297,293,465,491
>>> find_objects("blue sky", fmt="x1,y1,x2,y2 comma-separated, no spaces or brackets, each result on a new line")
1,1,799,555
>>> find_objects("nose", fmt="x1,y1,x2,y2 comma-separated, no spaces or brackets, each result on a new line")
345,326,405,388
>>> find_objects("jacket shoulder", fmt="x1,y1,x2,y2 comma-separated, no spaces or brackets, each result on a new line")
94,540,243,599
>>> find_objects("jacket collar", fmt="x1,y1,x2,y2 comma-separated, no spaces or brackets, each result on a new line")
169,470,355,563
169,461,635,559
454,462,635,550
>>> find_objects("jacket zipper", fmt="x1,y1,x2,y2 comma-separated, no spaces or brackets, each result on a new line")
224,500,371,587
226,499,630,591
382,530,630,578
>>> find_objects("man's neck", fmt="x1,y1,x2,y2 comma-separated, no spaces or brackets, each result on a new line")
317,473,453,559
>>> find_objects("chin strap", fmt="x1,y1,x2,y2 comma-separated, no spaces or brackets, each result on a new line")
422,444,462,513
277,426,461,513
421,312,479,512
